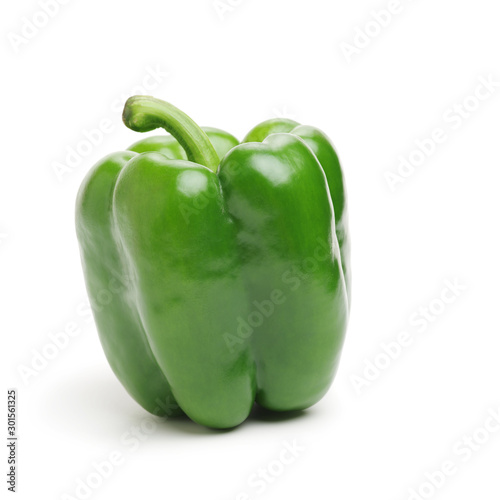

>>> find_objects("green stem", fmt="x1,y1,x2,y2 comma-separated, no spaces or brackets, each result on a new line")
122,96,220,172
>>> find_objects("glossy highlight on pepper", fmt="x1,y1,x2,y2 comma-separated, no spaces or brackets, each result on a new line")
75,96,351,428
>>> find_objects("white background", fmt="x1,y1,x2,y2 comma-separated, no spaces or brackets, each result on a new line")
2,0,500,499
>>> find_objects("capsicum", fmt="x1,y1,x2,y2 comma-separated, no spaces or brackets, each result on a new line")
75,96,350,428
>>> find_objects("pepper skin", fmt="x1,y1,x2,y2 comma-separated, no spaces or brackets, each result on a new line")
75,96,350,428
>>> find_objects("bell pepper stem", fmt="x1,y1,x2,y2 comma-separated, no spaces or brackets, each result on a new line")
123,96,220,172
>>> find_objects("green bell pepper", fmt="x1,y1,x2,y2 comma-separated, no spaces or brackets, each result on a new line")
75,96,350,429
